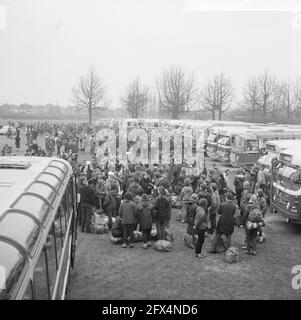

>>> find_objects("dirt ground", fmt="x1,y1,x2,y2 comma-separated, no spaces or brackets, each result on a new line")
1,125,301,300
66,210,301,300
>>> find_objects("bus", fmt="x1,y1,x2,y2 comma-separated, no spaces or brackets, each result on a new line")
230,128,301,167
270,148,301,224
0,156,78,299
216,127,251,163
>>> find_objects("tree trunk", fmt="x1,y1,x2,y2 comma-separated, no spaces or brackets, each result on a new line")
89,106,92,125
212,110,215,120
218,110,222,120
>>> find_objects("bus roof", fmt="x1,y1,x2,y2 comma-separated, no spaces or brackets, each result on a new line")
0,157,72,218
0,156,73,299
279,147,301,166
265,139,301,150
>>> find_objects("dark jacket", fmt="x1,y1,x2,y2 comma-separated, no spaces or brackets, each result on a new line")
216,202,236,236
119,199,137,225
233,175,244,191
194,206,208,230
136,200,154,229
103,190,118,212
79,185,98,207
186,202,198,225
127,182,144,196
241,202,259,226
154,195,171,222
111,216,123,238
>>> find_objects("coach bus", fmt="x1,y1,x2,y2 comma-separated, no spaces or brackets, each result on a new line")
230,128,301,167
0,156,78,299
271,148,301,224
215,127,252,163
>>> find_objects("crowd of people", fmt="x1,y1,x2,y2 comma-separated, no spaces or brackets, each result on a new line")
1,121,268,259
75,158,267,257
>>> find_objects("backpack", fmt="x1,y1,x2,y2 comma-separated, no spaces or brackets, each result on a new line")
248,207,263,223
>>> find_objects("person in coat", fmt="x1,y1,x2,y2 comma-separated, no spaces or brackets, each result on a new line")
193,198,208,258
207,183,220,234
185,193,198,248
208,192,236,253
136,194,154,249
119,191,137,248
233,170,244,207
103,186,118,230
153,186,171,240
180,178,194,223
79,178,99,233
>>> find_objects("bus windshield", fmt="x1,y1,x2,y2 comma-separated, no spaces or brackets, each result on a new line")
218,136,230,146
245,140,259,151
274,164,301,191
207,133,218,142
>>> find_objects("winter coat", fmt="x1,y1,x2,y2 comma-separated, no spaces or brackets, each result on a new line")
180,186,194,204
103,190,118,213
136,200,154,229
127,182,144,196
111,216,123,238
209,191,220,214
154,195,171,222
119,199,137,225
216,202,236,236
194,206,208,230
233,175,244,191
186,202,198,235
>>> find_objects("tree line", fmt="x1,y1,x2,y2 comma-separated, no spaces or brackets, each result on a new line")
2,66,301,124
71,65,301,124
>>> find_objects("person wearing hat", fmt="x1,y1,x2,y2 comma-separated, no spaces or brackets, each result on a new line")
185,194,199,248
233,170,244,207
208,192,236,254
119,191,137,248
193,198,208,258
207,183,220,234
180,178,194,223
154,186,171,240
256,188,267,244
136,194,154,249
240,180,252,216
196,183,212,213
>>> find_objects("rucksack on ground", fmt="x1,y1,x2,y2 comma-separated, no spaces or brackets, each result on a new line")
225,247,239,263
153,240,172,252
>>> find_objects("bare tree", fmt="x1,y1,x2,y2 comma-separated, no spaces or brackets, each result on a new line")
72,66,109,124
255,71,281,123
156,65,196,119
201,73,232,120
278,81,298,121
121,77,149,118
239,77,259,119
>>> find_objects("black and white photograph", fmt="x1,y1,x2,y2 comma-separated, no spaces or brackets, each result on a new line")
0,0,301,306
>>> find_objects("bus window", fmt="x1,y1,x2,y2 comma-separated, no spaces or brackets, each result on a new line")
13,195,50,225
22,280,34,300
0,241,27,300
45,225,58,297
246,140,259,151
0,213,40,255
33,248,50,300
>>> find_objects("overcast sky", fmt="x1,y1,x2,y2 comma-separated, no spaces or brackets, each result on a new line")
0,0,300,107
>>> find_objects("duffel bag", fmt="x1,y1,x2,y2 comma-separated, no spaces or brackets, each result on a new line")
225,247,239,264
153,240,172,252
